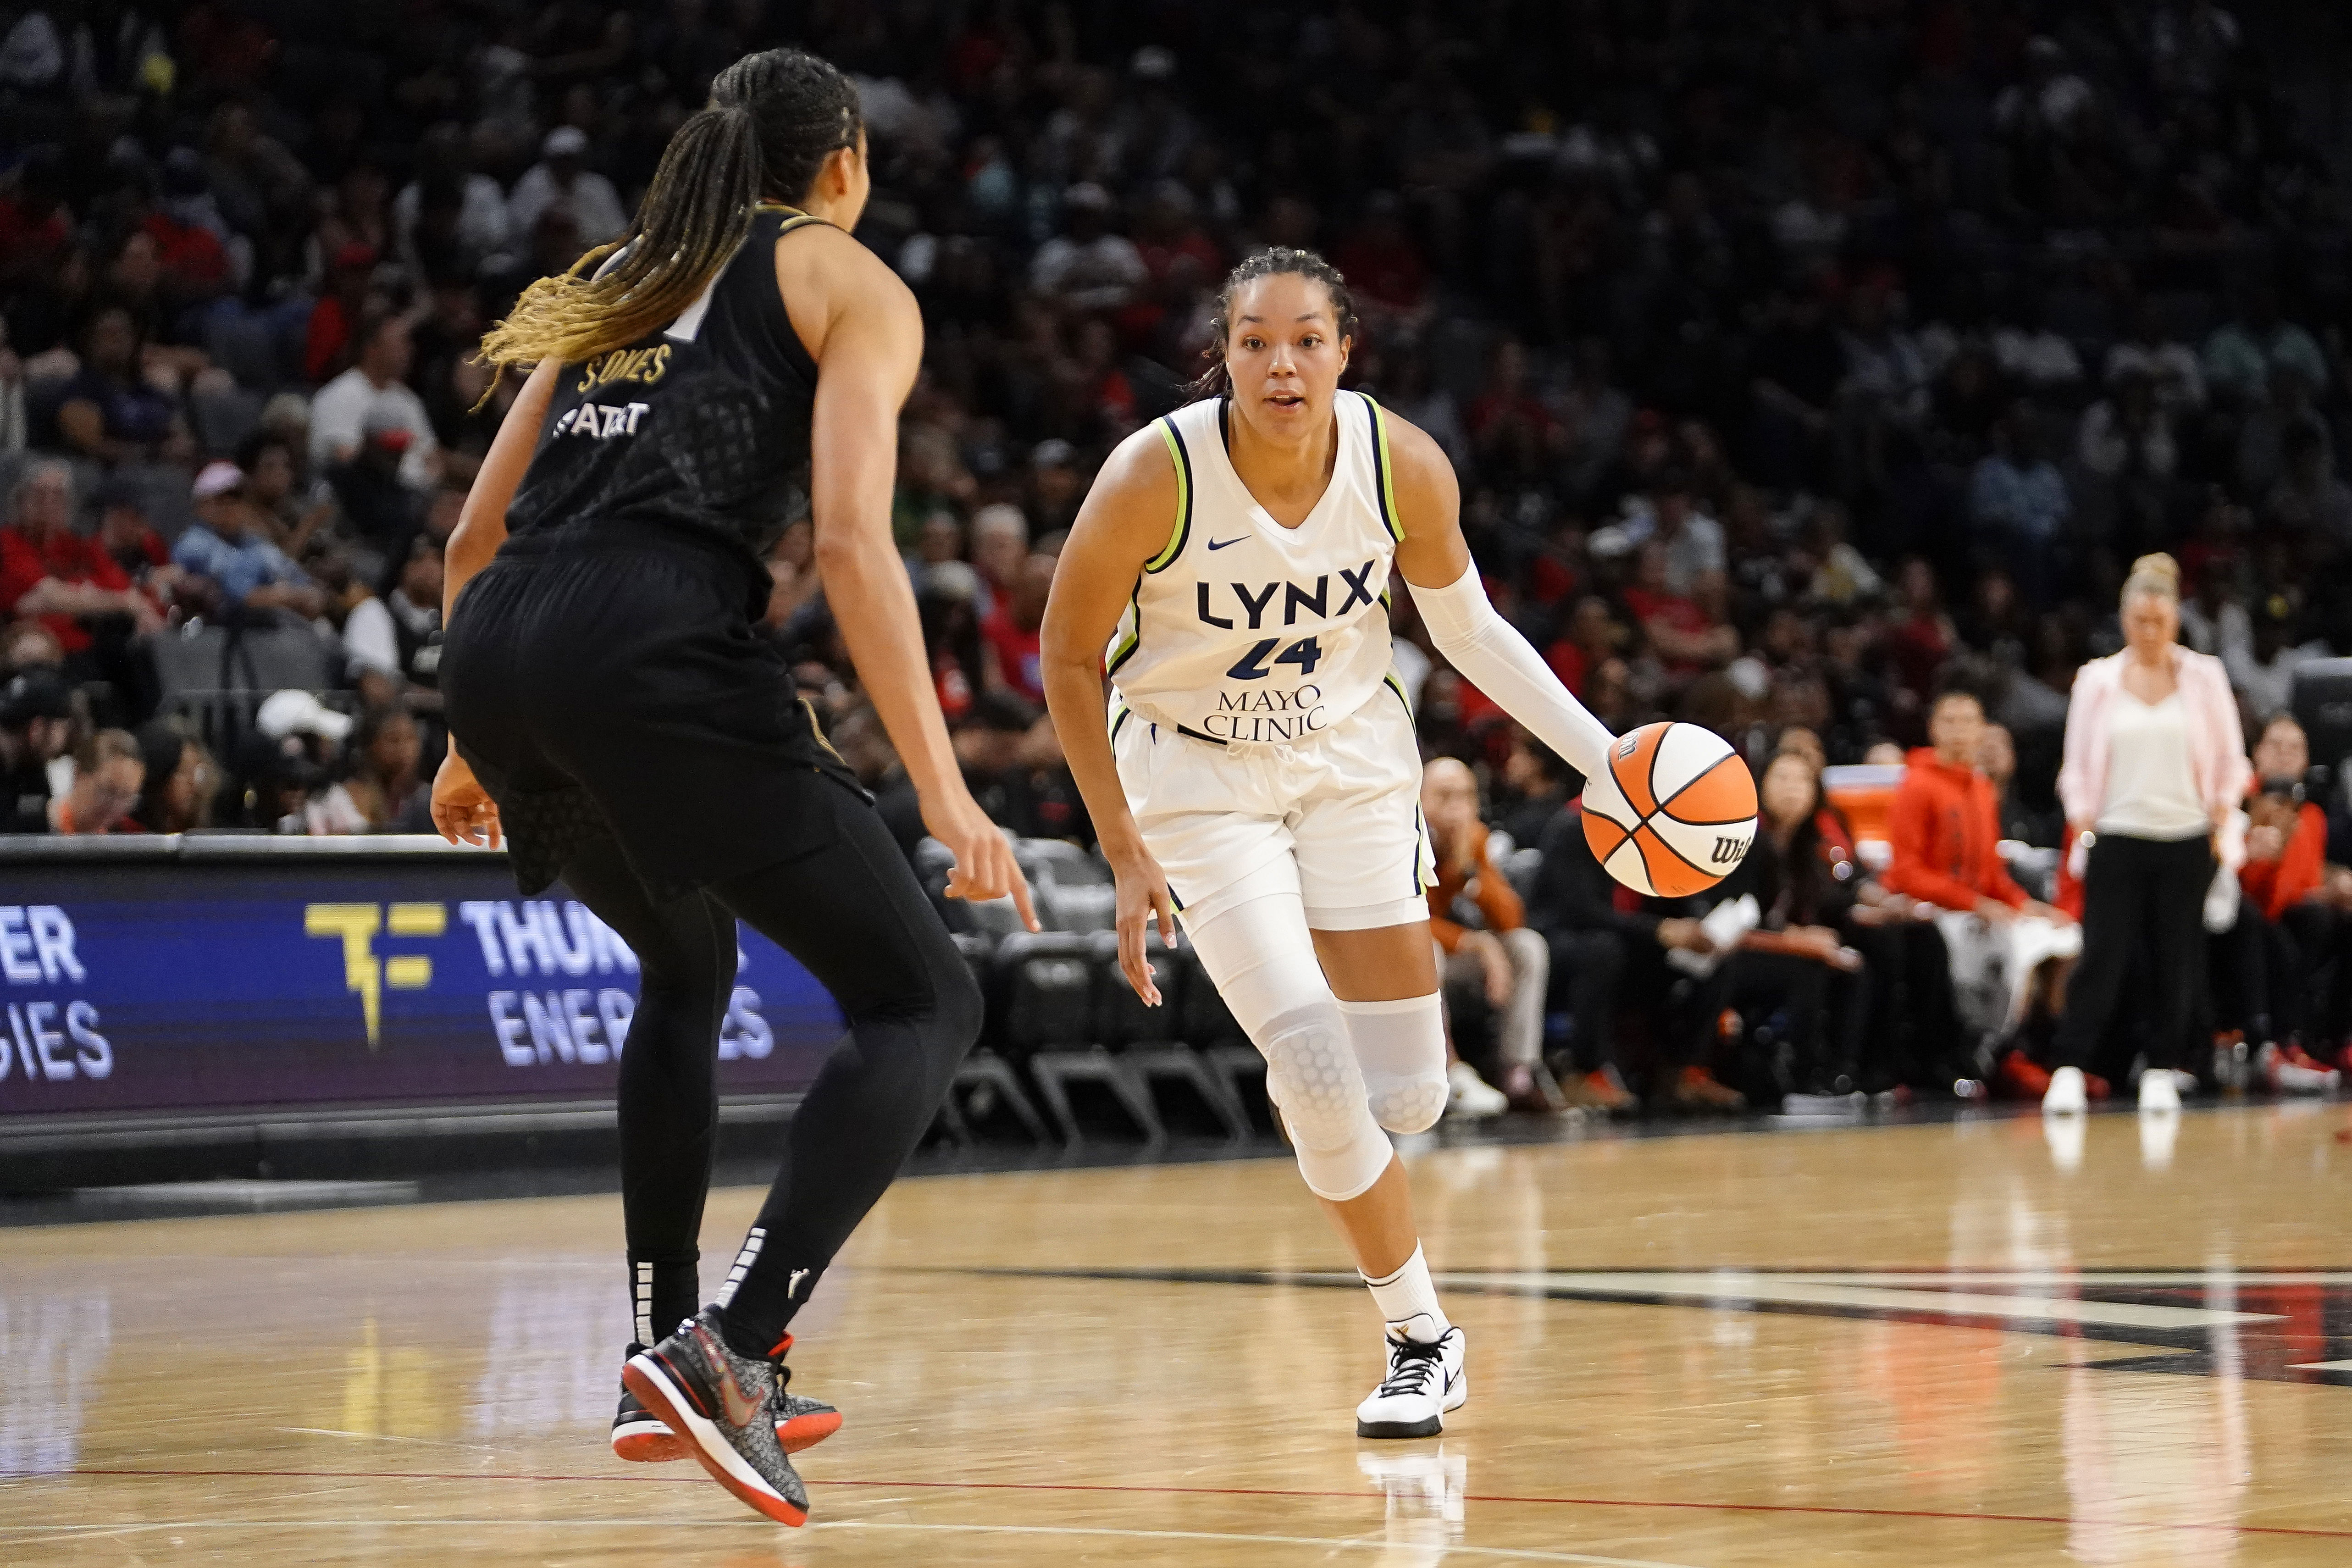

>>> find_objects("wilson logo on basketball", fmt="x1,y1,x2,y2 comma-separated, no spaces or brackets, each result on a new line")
1711,836,1748,865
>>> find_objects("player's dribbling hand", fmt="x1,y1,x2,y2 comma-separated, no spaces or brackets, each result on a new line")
1107,842,1178,1006
430,750,503,848
924,789,1041,933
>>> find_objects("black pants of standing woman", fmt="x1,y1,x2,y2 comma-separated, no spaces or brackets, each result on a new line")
2053,833,2213,1073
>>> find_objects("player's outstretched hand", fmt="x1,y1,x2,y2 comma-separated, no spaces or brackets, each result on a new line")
1107,843,1178,1006
924,789,1041,933
431,750,503,848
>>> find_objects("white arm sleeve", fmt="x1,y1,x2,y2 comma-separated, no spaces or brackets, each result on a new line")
1411,562,1616,781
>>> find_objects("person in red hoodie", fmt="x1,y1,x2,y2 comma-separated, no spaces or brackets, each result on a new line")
2217,715,2352,1078
1882,687,2081,1097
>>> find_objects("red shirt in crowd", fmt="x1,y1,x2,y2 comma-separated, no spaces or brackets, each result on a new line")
1527,554,1578,607
0,525,137,654
1815,803,1859,864
980,607,1044,704
2240,796,2328,921
934,649,974,722
0,195,71,274
1621,585,1698,630
1880,747,2029,912
305,294,357,384
1332,236,1429,312
1621,584,1713,678
143,212,231,297
1138,230,1222,287
1544,639,1589,695
1467,389,1553,444
1883,610,1952,702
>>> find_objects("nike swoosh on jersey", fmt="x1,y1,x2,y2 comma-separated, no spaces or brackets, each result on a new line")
1206,536,1246,550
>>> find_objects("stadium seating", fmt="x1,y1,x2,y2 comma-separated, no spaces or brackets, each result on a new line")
935,932,1051,1145
988,928,1162,1143
1086,928,1251,1140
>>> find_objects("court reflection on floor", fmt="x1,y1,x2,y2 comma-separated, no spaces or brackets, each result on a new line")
1359,1444,1467,1568
3,1103,2350,1566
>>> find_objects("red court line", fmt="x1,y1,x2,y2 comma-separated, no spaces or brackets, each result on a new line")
13,1468,2350,1541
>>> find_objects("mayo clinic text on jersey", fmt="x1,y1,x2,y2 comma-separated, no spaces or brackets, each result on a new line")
1206,682,1328,742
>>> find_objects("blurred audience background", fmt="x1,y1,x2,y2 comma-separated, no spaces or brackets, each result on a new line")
5,0,2352,1109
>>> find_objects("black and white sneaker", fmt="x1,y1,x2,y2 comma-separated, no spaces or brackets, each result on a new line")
624,1308,810,1524
612,1342,841,1463
1354,1325,1468,1439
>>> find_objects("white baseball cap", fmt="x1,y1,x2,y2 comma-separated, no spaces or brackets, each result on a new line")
256,688,355,743
192,460,244,500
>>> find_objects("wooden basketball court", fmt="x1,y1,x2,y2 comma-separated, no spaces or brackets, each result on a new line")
6,1104,2351,1565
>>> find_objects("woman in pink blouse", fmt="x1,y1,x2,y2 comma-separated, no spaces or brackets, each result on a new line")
2048,554,2250,1115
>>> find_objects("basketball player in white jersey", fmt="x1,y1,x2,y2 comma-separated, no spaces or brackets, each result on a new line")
1041,249,1621,1435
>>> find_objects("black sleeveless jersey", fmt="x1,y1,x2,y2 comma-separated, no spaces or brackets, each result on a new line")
503,205,826,580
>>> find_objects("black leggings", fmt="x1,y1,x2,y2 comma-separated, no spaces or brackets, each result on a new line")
1842,920,1963,1086
1544,928,1626,1073
2054,833,2213,1072
2214,901,2352,1047
562,780,981,1359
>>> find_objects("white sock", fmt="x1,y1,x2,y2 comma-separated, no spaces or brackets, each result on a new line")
1362,1242,1450,1343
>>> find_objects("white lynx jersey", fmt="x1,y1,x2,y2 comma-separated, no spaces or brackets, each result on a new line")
1107,389,1407,747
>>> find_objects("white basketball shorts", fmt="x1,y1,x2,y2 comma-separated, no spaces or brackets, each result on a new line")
1112,684,1434,932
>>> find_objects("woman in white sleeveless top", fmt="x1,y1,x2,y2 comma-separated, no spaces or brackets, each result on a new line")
1041,250,1617,1439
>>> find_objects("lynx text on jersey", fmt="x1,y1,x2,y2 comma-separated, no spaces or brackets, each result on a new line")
1192,559,1384,631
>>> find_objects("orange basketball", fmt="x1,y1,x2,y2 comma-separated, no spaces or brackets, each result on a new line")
1581,721,1758,897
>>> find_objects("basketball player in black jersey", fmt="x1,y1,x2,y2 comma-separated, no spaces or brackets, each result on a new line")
432,50,1035,1526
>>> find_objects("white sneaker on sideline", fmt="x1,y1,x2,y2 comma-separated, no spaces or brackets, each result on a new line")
1355,1325,1468,1439
2138,1068,2181,1114
2043,1065,2088,1115
2258,1042,2341,1095
1445,1061,1506,1120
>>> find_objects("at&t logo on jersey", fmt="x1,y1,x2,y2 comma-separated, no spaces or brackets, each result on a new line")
552,402,650,440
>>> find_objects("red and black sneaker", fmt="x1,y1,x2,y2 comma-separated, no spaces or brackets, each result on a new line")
624,1308,809,1525
1996,1048,2052,1100
612,1352,841,1463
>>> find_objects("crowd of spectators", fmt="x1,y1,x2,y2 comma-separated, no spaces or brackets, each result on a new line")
4,2,2352,1107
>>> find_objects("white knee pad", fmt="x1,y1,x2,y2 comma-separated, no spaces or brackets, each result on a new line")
1186,892,1394,1202
1260,1000,1394,1201
1341,995,1449,1133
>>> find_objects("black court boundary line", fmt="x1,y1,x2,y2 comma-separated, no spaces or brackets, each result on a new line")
905,1263,2352,1381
